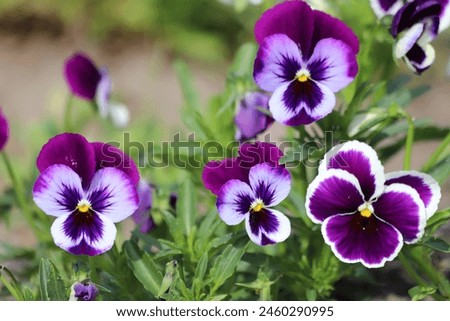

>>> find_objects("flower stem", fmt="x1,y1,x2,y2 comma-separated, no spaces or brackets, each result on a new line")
403,113,414,171
398,252,426,287
422,132,450,172
63,94,74,132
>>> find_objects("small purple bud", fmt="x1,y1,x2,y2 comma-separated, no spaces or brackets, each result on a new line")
63,52,101,101
72,282,98,301
0,108,9,151
169,192,177,210
132,180,156,233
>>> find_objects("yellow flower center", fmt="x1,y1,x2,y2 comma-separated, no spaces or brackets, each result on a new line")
77,200,92,213
296,69,310,82
360,208,372,218
251,199,265,213
358,203,373,218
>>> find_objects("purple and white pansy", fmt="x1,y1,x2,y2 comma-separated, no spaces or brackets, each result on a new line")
370,0,404,19
306,141,441,268
217,163,291,246
253,0,359,125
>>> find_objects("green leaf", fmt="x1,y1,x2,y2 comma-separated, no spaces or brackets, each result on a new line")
426,208,450,234
193,253,208,298
158,260,178,298
408,285,437,301
176,177,197,236
228,42,257,77
173,60,199,110
124,241,163,298
160,210,185,247
39,259,67,301
421,237,450,253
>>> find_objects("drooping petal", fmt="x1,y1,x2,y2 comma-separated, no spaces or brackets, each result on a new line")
33,164,83,217
370,0,404,19
268,82,302,124
87,168,139,223
91,142,140,185
95,67,112,118
306,169,364,223
253,34,302,92
385,171,441,218
249,163,291,207
132,180,155,234
234,92,272,141
322,213,403,268
373,183,426,243
440,0,450,32
0,108,9,151
108,103,130,129
319,141,385,201
216,179,254,226
36,133,97,187
51,212,116,256
307,38,358,92
202,158,247,195
238,141,284,169
63,52,101,100
404,43,436,73
394,23,425,59
245,208,291,246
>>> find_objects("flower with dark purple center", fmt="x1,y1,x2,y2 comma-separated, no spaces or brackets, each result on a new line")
217,163,291,246
72,282,99,301
132,180,156,234
306,141,441,268
234,92,273,141
202,142,284,195
253,0,359,125
0,108,9,151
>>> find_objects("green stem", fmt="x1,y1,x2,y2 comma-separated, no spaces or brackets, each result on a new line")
398,252,426,287
403,113,414,171
422,132,450,172
63,94,74,132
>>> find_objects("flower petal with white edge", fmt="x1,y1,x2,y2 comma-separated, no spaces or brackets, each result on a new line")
395,23,425,59
306,168,364,224
245,208,291,246
440,0,450,32
405,43,435,74
87,167,139,223
302,81,336,120
95,67,112,118
370,0,403,19
109,103,130,128
33,164,84,217
216,179,255,225
249,163,291,207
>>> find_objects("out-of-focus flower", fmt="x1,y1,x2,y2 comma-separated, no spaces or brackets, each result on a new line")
169,192,178,210
306,141,440,268
202,142,283,195
70,282,99,301
235,92,273,141
132,180,155,234
370,0,404,19
0,108,9,151
253,0,359,126
217,163,291,246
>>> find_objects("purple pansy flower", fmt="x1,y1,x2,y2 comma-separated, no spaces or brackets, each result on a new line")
0,108,9,151
132,180,156,234
33,164,139,255
253,0,359,125
306,141,440,268
202,142,283,195
71,282,99,301
234,92,273,141
217,163,291,246
370,0,404,19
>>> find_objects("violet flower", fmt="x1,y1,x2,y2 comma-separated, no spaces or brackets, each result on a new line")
132,180,156,234
71,282,99,301
234,92,273,141
370,0,404,19
253,0,359,125
202,142,284,195
217,163,291,246
306,141,441,268
0,108,9,151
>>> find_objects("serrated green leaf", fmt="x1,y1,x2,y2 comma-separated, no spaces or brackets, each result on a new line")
421,237,450,253
160,210,185,247
176,177,197,236
39,259,67,301
408,285,436,301
124,241,163,298
193,253,208,298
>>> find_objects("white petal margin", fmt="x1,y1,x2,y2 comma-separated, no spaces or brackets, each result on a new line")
303,81,336,120
216,179,255,225
33,164,83,217
269,82,302,124
95,67,112,118
83,214,117,254
394,23,424,59
87,167,139,223
369,0,403,19
244,209,291,246
109,103,130,129
308,38,357,92
439,0,450,33
318,140,385,200
249,163,291,206
385,170,441,219
254,34,303,92
405,44,435,73
50,214,83,252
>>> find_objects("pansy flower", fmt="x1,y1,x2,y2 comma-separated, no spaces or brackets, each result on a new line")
253,0,359,125
202,141,283,195
306,141,441,268
370,0,404,19
234,92,273,141
0,108,9,151
132,180,156,234
217,163,291,246
70,282,99,301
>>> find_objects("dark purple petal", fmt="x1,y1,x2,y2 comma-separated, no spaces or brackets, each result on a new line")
235,92,273,141
306,169,364,223
63,52,101,100
132,180,155,234
202,158,247,195
0,108,9,151
404,43,435,74
394,23,425,59
36,133,96,187
319,141,385,201
370,0,404,19
216,179,255,225
91,142,140,185
245,208,291,246
73,282,98,301
33,164,83,217
322,214,403,268
169,192,178,210
373,183,426,243
238,141,284,170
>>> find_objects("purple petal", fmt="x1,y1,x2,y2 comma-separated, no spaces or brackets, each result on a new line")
385,171,441,218
87,167,139,223
245,208,291,246
253,34,302,92
95,67,112,118
51,212,116,256
73,282,98,301
319,141,385,201
405,43,436,74
394,23,425,59
306,169,364,223
36,133,96,187
235,92,272,141
202,158,247,195
63,52,101,100
440,0,450,32
91,142,140,185
33,164,83,217
370,0,404,19
0,108,9,151
322,214,403,268
308,38,358,92
132,180,155,234
373,183,426,244
249,163,291,206
238,141,284,169
216,179,254,225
